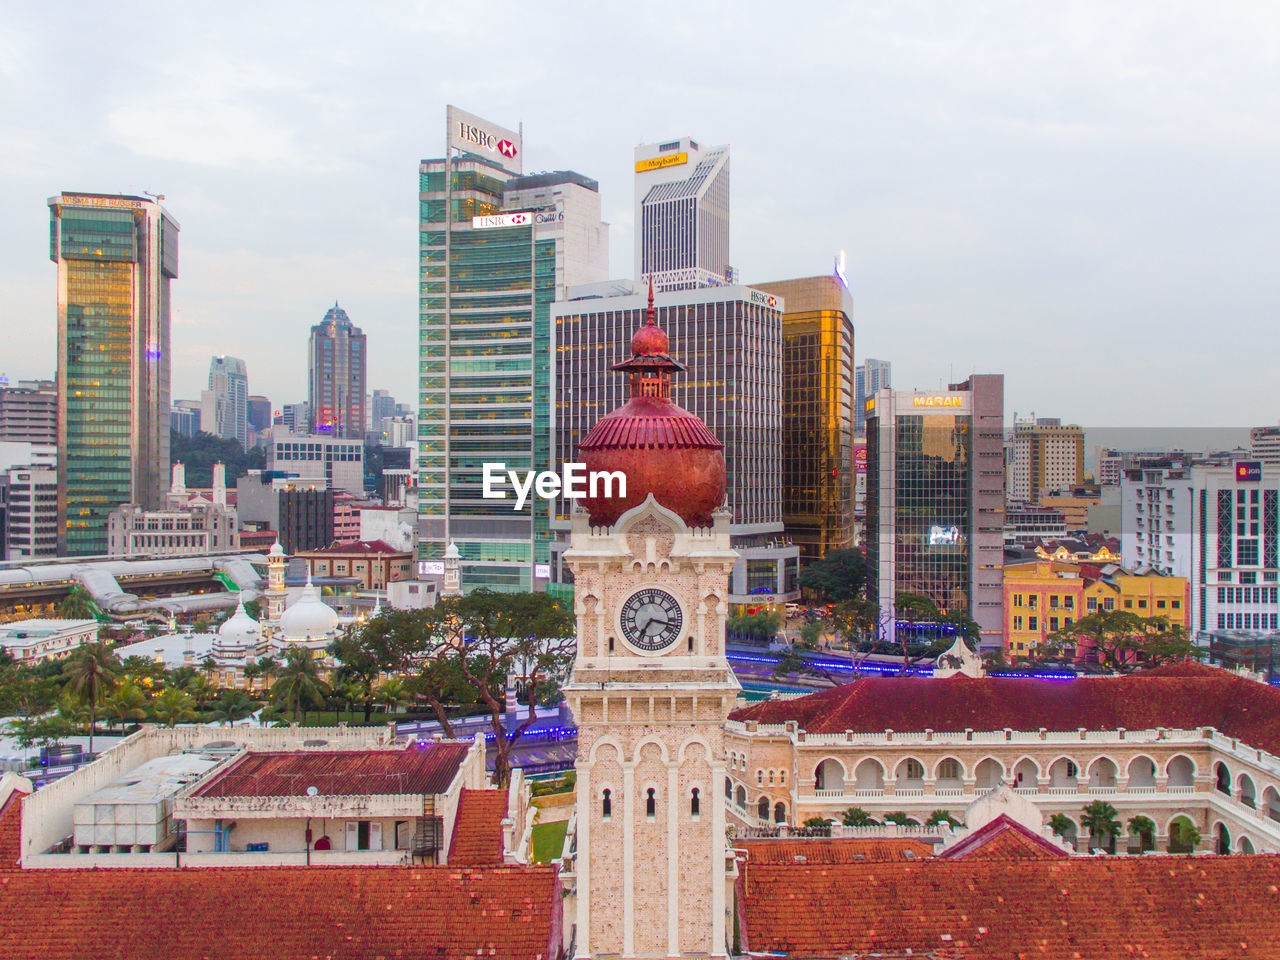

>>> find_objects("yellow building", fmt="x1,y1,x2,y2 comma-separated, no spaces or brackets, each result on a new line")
1004,560,1189,658
754,275,854,561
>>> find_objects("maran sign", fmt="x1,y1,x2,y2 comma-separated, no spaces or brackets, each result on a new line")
446,105,522,173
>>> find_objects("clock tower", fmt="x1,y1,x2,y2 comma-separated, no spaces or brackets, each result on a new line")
564,285,740,958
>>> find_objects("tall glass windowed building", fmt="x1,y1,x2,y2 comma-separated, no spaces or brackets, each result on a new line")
866,375,1005,649
308,303,366,439
754,274,855,561
48,192,178,556
417,108,607,592
633,137,730,291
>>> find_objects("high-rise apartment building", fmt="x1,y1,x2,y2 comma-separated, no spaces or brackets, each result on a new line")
308,303,366,439
0,380,57,444
1120,459,1192,579
753,273,855,560
49,192,178,556
552,282,799,605
417,106,608,592
1009,417,1084,502
854,359,890,437
279,402,310,435
170,400,201,437
634,137,730,290
246,395,272,434
204,356,249,449
866,375,1005,649
1251,425,1280,465
370,389,397,431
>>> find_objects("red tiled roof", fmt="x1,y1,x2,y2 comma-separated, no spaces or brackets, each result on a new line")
193,743,470,798
301,538,410,556
738,847,1280,959
0,787,560,960
450,788,508,865
936,814,1069,861
731,663,1280,757
742,837,934,864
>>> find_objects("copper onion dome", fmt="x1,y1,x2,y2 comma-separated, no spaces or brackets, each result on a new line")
577,280,726,527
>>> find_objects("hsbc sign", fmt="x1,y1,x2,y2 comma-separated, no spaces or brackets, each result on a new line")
748,290,779,309
473,211,533,229
446,105,523,172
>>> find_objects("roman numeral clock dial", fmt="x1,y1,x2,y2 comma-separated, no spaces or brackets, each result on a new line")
618,588,684,653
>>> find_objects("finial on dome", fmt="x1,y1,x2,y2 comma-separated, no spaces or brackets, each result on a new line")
646,276,655,325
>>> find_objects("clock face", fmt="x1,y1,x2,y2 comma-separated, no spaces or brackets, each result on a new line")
619,587,684,653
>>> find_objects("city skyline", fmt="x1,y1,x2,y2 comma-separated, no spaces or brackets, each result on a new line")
3,4,1280,428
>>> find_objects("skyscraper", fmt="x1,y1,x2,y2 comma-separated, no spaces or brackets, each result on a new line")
308,303,366,439
417,106,608,592
49,192,178,556
0,379,57,444
754,273,855,560
1009,417,1084,502
205,355,249,449
854,358,891,436
865,375,1005,649
634,137,730,290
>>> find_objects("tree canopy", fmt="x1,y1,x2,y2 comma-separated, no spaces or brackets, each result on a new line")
1043,610,1199,672
169,429,265,486
797,549,866,604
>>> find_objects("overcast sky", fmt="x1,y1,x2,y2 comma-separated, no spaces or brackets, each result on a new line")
2,2,1277,429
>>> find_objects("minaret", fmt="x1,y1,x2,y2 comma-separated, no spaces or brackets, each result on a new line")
563,284,739,958
442,539,462,597
265,540,288,622
212,462,227,507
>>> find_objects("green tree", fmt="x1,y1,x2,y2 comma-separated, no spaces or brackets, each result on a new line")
271,647,330,722
101,682,148,730
329,620,401,721
242,599,262,621
1047,813,1075,842
10,714,76,751
772,597,886,684
1045,610,1200,673
168,429,265,486
1080,800,1121,852
801,816,831,835
1127,815,1156,853
926,809,960,828
883,811,914,826
60,642,120,751
120,655,167,686
210,690,256,726
797,549,866,604
333,678,368,723
1168,817,1200,854
375,677,409,716
57,587,98,621
726,610,783,644
841,807,877,827
256,656,281,687
412,590,575,787
151,686,198,727
893,592,952,673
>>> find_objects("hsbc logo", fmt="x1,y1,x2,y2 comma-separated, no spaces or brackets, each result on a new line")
473,211,533,229
748,290,778,309
498,139,517,158
456,122,519,161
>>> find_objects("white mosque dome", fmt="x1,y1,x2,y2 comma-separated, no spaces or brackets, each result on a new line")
217,599,261,647
445,540,460,559
268,540,286,558
279,574,339,640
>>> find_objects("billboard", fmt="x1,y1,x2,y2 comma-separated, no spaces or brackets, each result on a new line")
446,105,522,173
472,211,533,229
1236,461,1263,482
929,524,966,547
635,153,688,173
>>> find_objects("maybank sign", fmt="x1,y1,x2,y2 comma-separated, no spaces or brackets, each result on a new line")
636,152,689,173
912,395,963,408
446,105,522,173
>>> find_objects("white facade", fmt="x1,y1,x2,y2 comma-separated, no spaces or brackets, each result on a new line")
5,464,58,559
1120,462,1193,579
0,619,99,661
359,505,415,552
1189,462,1280,638
1251,425,1280,465
634,137,730,289
503,172,609,298
268,427,364,496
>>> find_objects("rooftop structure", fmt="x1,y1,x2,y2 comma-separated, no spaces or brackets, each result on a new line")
0,619,98,662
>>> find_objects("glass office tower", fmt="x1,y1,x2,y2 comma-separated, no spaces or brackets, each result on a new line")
308,304,367,439
754,274,855,560
417,108,607,592
49,192,178,556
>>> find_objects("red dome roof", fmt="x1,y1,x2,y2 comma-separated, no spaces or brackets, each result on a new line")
577,282,725,528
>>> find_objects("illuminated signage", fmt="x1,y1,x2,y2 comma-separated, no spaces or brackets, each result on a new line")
865,398,875,414
58,194,146,210
534,563,551,579
748,290,779,309
913,396,962,408
419,561,445,576
929,525,965,546
446,105,522,171
635,152,689,173
472,211,532,229
854,443,867,475
834,250,849,289
1236,461,1263,482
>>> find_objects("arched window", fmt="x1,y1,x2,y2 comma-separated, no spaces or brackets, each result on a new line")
646,787,656,818
774,801,786,823
768,770,774,786
937,758,962,781
690,788,700,818
779,770,786,785
724,777,732,800
602,788,612,820
757,797,770,821
756,770,763,786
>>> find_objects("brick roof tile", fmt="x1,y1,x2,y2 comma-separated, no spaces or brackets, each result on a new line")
450,789,508,865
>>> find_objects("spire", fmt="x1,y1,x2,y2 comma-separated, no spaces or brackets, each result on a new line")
646,276,656,326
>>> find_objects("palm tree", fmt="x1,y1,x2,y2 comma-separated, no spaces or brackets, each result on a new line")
271,647,329,722
335,679,367,723
58,586,98,620
1047,813,1075,843
926,809,960,828
1080,800,1121,853
199,655,218,681
883,811,913,826
151,686,197,727
210,690,256,726
1127,815,1156,853
60,642,120,752
375,677,409,717
257,655,281,687
841,806,877,827
102,682,148,731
